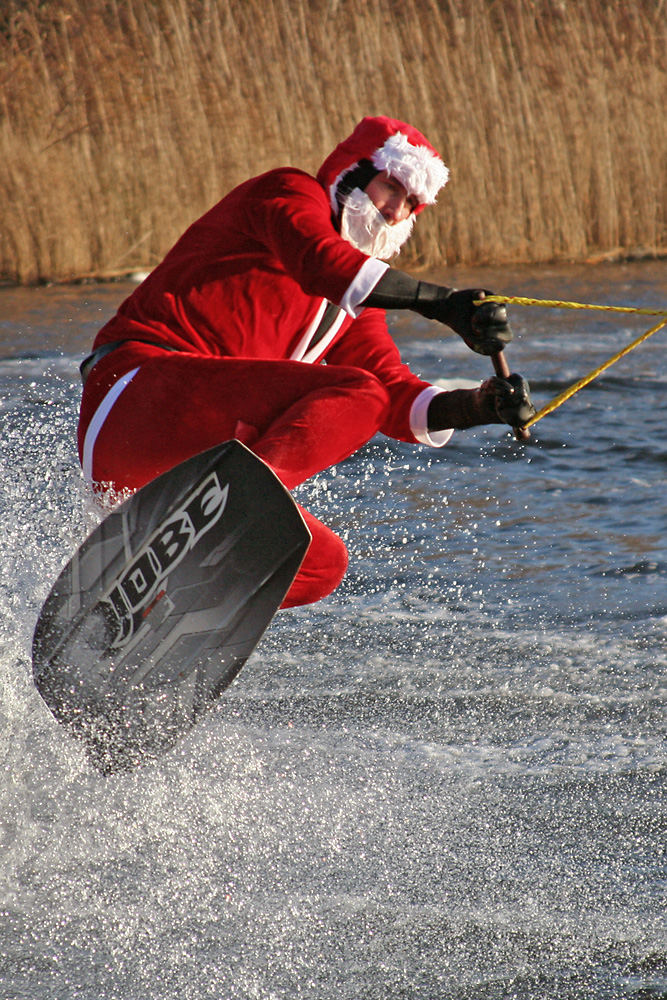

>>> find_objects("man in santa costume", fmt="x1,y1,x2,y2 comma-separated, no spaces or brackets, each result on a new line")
78,115,535,608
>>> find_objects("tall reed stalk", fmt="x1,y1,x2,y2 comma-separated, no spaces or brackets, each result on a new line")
1,0,666,284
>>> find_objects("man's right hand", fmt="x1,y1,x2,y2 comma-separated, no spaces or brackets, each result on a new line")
361,270,513,356
415,285,513,356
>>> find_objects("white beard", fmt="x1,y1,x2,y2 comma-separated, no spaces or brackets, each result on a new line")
339,188,415,259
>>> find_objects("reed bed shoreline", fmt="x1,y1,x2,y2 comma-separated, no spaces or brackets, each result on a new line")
2,244,665,293
1,0,666,286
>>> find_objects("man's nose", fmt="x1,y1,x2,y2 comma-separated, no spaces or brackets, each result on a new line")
383,198,409,224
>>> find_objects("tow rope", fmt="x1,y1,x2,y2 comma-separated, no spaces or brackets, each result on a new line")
476,295,667,429
480,294,667,319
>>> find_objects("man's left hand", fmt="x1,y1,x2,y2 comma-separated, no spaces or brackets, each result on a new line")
491,373,536,427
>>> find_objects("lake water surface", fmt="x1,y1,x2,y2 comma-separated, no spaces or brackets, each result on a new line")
0,261,665,999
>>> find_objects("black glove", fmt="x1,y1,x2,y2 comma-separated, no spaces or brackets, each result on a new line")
428,374,535,431
415,284,513,356
493,373,536,427
361,271,512,356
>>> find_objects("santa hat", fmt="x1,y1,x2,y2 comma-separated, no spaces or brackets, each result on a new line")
317,116,449,216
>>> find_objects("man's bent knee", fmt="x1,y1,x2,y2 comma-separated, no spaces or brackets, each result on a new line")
341,367,390,417
279,508,348,609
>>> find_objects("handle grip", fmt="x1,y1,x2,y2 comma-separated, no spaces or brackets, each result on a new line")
492,351,530,441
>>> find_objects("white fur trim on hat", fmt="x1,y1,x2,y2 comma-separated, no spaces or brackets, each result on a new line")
371,132,449,204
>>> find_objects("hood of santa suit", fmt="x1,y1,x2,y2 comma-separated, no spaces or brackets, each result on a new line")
316,116,450,220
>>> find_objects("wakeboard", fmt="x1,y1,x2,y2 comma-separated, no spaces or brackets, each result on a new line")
32,440,310,774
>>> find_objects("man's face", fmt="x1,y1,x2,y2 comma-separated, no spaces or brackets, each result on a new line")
338,168,419,259
364,171,419,224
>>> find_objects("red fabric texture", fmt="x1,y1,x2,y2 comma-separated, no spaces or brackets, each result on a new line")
92,170,367,357
79,351,391,607
78,117,447,607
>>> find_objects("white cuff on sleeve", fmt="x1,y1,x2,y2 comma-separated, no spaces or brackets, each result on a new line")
340,258,390,317
410,386,454,448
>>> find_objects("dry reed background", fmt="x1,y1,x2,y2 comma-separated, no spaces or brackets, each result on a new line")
0,0,666,285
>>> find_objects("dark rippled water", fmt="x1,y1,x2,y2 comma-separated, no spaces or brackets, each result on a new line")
1,261,665,999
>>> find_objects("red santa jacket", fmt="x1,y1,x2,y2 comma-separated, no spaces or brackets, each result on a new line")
93,125,451,446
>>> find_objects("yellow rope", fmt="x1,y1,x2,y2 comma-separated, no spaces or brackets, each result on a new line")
524,317,667,427
476,294,667,317
469,292,667,428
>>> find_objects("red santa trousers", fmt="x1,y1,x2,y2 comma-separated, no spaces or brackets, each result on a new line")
78,353,391,608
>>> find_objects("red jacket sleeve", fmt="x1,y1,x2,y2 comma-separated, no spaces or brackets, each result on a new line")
240,170,371,306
